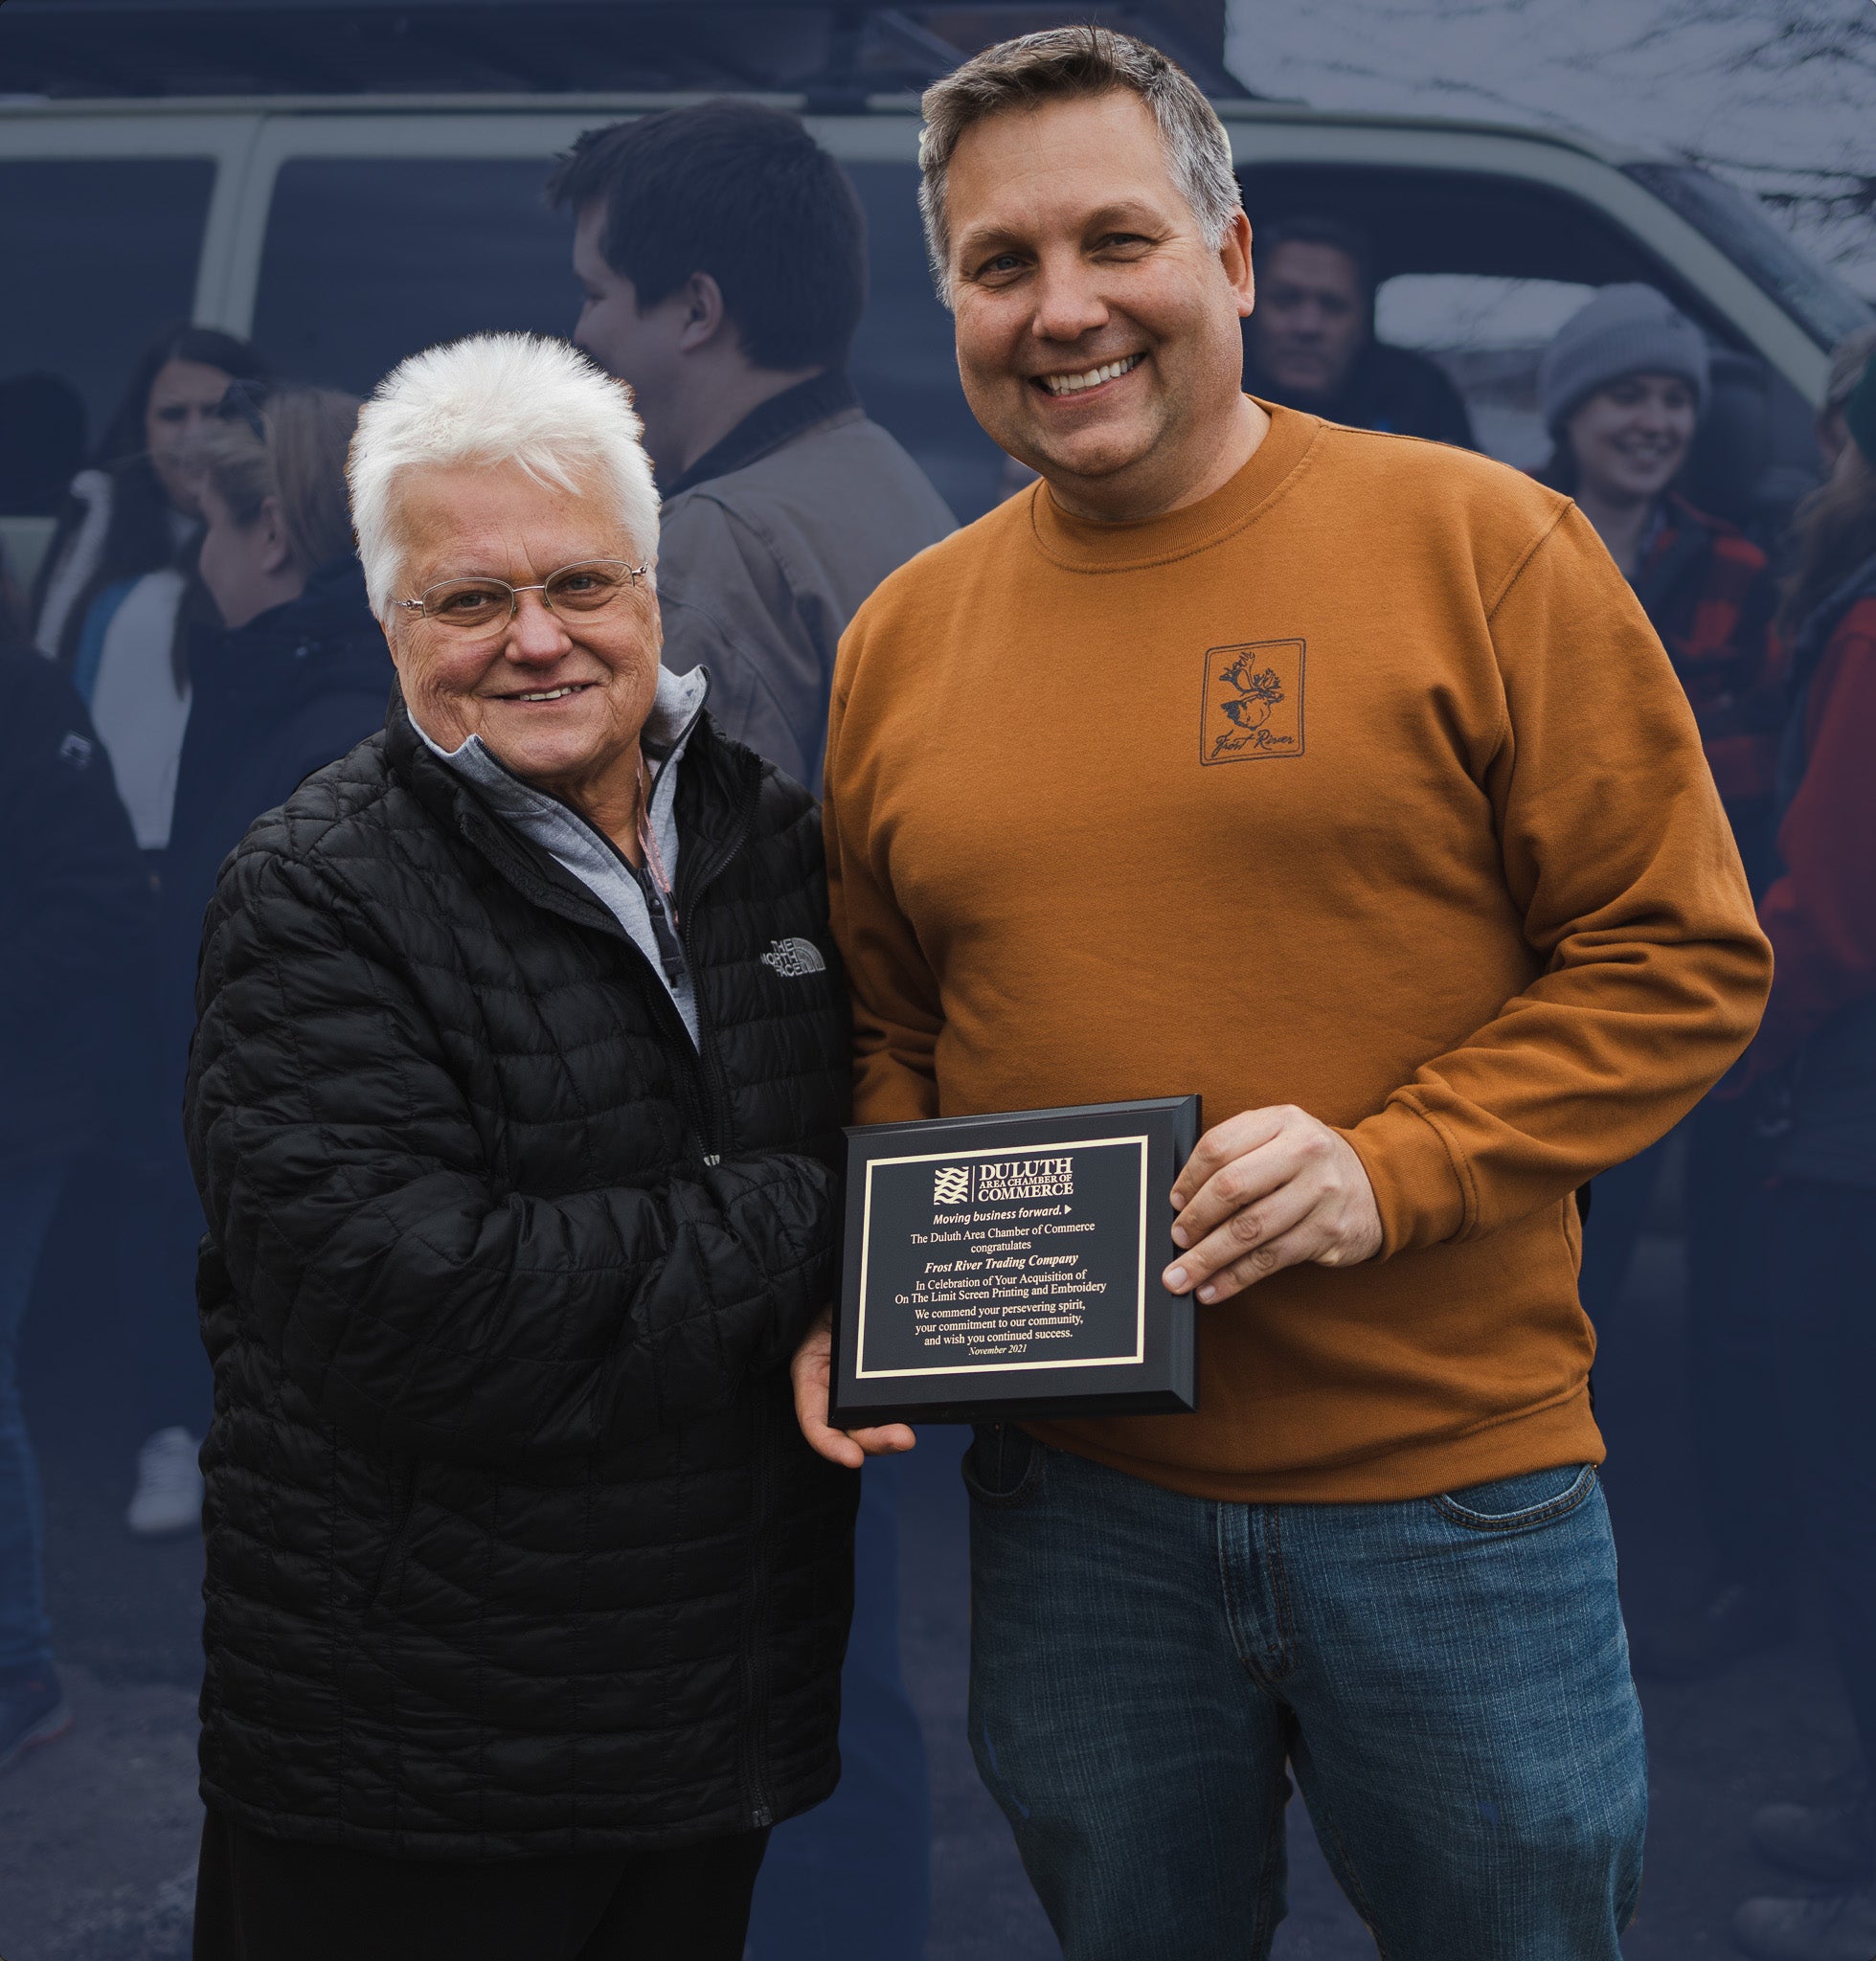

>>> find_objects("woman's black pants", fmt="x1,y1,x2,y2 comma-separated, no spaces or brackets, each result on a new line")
1772,1177,1876,1779
192,1808,770,1961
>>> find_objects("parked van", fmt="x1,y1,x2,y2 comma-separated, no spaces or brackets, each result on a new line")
2,89,1869,583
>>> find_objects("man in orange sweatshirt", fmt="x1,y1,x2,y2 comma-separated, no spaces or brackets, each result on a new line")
789,28,1772,1957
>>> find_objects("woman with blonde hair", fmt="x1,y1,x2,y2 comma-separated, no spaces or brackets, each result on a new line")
170,381,388,935
125,383,392,1541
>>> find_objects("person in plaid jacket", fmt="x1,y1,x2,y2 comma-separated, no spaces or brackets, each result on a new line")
1633,493,1783,888
1536,284,1790,1684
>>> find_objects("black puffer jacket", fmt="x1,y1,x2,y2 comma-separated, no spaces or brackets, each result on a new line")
185,697,856,1859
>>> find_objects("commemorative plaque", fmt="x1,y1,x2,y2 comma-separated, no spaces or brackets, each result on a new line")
829,1096,1201,1426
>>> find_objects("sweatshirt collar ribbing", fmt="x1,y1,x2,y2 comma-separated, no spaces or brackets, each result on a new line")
1025,399,1322,574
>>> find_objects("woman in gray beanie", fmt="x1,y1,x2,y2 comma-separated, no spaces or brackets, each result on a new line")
1541,284,1791,1689
1538,284,1710,565
1536,282,1781,865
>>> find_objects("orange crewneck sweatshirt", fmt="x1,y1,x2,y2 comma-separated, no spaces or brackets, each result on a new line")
824,405,1772,1501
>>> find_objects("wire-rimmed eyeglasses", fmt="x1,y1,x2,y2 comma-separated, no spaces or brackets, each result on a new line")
392,559,650,636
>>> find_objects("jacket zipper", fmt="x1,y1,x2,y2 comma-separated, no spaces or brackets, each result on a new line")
450,729,756,1164
674,754,773,1823
454,746,774,1814
675,755,759,1166
569,797,722,1161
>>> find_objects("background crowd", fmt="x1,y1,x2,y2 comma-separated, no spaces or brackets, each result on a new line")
0,76,1873,1961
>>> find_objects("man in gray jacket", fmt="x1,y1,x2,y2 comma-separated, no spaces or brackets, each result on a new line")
551,102,952,1961
552,101,953,790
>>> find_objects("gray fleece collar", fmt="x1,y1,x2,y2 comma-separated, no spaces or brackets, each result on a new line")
408,662,709,793
406,665,712,1048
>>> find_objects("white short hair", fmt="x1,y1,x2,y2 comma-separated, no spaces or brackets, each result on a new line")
349,332,661,618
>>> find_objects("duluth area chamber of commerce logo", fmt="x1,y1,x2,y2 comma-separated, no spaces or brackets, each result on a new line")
1200,639,1305,764
760,936,827,978
932,1164,973,1206
933,1157,1075,1206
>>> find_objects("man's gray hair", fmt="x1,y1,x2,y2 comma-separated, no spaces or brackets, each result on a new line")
917,27,1242,305
350,332,660,620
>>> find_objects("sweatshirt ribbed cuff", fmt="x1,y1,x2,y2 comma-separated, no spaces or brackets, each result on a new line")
1339,1099,1471,1257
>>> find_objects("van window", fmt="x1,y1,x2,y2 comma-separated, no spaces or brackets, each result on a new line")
249,153,1003,522
250,158,575,394
1239,163,1825,524
0,158,215,512
1375,274,1595,468
844,163,1007,523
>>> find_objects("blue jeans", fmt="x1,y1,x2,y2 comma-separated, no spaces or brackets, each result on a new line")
747,1453,932,1959
0,1157,76,1679
965,1430,1646,1960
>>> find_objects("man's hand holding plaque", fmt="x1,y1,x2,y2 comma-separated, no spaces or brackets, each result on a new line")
1161,1104,1384,1303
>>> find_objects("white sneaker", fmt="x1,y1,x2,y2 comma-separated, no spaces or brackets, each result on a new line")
125,1428,203,1537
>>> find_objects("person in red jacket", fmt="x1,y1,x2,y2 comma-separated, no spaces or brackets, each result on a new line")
1730,349,1876,1961
1536,286,1792,1680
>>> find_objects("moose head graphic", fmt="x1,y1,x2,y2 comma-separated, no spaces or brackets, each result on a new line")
1216,654,1285,732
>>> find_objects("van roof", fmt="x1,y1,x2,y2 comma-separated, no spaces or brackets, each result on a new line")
0,84,1670,174
0,0,1685,169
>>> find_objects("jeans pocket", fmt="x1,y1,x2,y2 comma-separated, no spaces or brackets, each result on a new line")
1434,1462,1597,1533
961,1423,1046,1509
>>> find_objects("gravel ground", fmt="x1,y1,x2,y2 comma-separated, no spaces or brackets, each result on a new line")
1,1228,1858,1959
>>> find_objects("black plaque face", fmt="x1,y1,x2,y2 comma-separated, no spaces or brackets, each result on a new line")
831,1097,1200,1426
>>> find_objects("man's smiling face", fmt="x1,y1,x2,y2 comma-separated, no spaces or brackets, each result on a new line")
943,89,1254,513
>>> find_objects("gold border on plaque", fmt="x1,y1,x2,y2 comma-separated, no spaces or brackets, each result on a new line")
854,1135,1150,1380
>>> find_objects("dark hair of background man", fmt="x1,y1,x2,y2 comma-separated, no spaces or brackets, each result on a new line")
1252,212,1379,300
548,100,868,373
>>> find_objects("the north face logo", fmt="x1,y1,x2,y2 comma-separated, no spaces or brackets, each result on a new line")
933,1165,972,1206
1201,640,1305,763
760,936,826,979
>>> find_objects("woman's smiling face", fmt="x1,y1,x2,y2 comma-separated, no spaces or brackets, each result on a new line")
385,461,661,808
1567,372,1699,506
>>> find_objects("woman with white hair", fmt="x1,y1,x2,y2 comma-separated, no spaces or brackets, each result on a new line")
183,333,869,1959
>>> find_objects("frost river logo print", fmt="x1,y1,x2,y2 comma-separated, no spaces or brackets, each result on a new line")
761,936,826,978
1201,640,1305,763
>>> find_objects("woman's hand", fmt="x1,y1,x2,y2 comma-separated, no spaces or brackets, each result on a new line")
791,1310,916,1469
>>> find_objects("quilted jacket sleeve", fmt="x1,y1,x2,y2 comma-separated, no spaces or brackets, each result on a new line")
186,845,839,1469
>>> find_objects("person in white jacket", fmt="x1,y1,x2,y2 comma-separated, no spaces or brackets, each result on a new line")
30,323,269,1540
34,324,270,857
